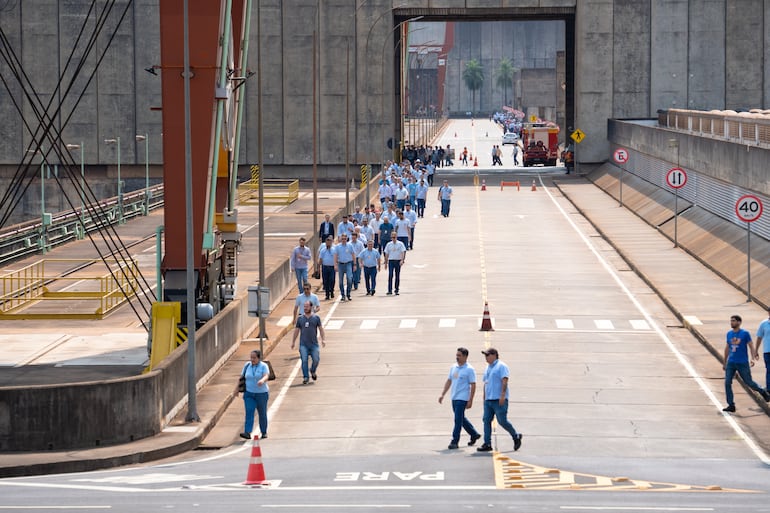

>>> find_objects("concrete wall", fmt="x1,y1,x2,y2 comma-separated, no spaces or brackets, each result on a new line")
2,1,770,179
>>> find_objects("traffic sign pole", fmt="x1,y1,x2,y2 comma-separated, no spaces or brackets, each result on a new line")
613,148,629,207
735,195,764,302
665,167,687,248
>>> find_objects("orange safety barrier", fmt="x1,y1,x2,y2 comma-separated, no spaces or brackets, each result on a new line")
500,181,520,191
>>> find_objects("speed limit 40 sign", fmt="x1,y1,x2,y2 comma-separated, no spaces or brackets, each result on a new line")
735,195,764,223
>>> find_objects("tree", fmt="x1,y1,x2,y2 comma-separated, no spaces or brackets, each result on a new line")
462,59,484,113
495,58,517,106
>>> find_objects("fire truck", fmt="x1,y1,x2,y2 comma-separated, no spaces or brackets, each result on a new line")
521,124,560,167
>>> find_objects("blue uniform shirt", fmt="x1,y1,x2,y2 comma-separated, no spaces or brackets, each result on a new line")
757,319,770,353
335,242,356,263
448,362,476,401
358,248,381,267
319,245,336,265
483,359,510,400
241,361,269,394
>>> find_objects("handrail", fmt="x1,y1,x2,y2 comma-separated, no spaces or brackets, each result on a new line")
0,185,165,265
659,108,770,148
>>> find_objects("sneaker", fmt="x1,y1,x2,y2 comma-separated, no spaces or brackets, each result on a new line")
476,443,493,452
468,433,481,446
387,292,393,295
371,290,375,295
447,442,459,450
722,404,736,412
513,434,523,451
302,378,309,385
347,296,352,301
312,373,317,381
341,297,347,302
239,432,251,439
395,291,399,295
260,434,267,439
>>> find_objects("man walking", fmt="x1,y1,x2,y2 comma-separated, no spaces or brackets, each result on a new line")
291,301,326,385
290,237,312,294
415,179,428,218
292,282,320,322
394,210,411,251
438,180,453,218
723,314,770,412
384,232,406,296
317,236,336,300
334,233,356,301
358,239,381,295
349,232,365,291
439,347,481,449
754,307,770,389
318,214,334,241
403,203,417,250
477,348,522,452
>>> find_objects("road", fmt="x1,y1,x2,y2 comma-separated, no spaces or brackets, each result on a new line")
1,119,769,511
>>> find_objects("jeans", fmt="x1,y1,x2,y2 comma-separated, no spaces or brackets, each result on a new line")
322,264,336,297
338,261,353,297
441,199,451,217
398,236,409,251
243,391,269,436
409,227,415,249
388,260,401,293
416,198,426,217
363,266,378,293
352,263,361,288
299,343,320,380
482,399,518,445
451,399,479,444
397,199,406,210
725,361,765,406
294,268,308,294
765,353,770,390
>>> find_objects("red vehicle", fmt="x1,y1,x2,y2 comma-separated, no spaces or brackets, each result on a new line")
522,124,560,167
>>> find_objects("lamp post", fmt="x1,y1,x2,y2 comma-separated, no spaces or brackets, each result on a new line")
136,134,150,215
104,137,123,224
65,143,85,239
27,147,48,253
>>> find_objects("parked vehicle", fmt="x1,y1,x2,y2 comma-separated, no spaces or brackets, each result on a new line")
502,131,519,145
521,124,560,167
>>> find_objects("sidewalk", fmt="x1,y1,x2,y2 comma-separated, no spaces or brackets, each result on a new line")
2,174,768,477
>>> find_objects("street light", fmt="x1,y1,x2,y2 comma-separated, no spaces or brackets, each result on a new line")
136,134,150,215
65,143,85,236
26,147,49,253
104,137,123,224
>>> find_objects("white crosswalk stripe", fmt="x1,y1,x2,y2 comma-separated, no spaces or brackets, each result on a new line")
555,319,574,329
360,319,379,330
517,318,535,329
325,320,345,330
629,319,650,330
276,316,293,327
594,319,615,330
439,318,456,328
399,319,417,329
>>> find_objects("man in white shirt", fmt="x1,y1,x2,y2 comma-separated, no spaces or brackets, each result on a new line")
393,210,411,251
383,233,406,296
403,203,417,250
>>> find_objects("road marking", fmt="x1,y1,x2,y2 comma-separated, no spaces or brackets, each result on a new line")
398,319,417,329
0,508,111,510
325,320,345,330
360,319,379,330
516,318,535,329
594,319,614,330
548,184,770,464
555,319,574,329
561,508,714,511
259,505,411,509
276,316,293,327
438,318,456,328
683,315,702,326
630,319,650,330
494,455,755,492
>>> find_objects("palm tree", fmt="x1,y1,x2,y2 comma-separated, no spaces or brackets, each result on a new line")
462,59,484,114
495,58,517,106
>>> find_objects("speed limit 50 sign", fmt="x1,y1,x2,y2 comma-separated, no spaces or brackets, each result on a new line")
735,195,764,223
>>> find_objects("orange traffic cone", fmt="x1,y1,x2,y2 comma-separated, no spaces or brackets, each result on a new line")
243,435,269,486
531,180,537,191
479,302,494,331
473,157,478,167
481,179,486,191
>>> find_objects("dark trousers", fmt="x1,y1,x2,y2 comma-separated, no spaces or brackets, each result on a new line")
765,352,770,389
322,264,335,298
363,266,377,293
452,399,479,444
388,260,401,293
416,198,426,217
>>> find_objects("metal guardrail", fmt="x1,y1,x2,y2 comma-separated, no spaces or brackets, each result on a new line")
0,257,140,319
0,185,164,265
237,178,299,205
659,108,770,148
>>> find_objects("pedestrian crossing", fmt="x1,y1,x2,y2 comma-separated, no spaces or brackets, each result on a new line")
281,316,654,332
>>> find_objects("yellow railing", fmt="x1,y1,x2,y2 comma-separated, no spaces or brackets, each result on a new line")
238,177,300,205
0,258,139,319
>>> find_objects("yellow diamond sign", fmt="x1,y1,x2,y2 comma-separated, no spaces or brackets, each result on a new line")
570,129,585,143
